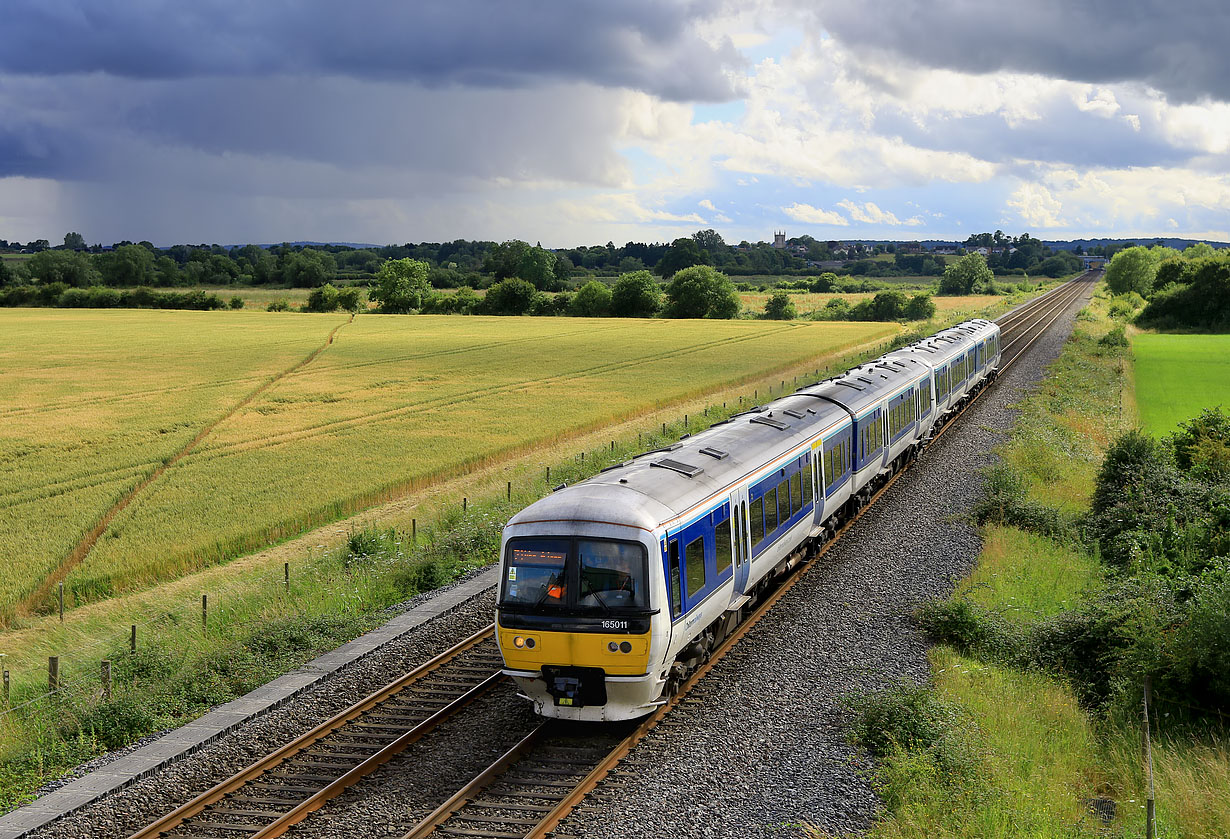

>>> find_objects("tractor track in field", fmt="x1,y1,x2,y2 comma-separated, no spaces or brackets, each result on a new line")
18,317,354,618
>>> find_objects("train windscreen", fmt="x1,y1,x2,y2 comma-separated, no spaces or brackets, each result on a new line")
500,538,648,613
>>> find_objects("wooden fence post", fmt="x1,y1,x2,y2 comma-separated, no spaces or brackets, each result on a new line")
130,624,137,653
507,481,512,500
101,660,111,701
59,582,64,622
284,562,290,593
2,669,8,706
201,593,208,632
412,518,417,541
463,497,468,512
49,656,59,695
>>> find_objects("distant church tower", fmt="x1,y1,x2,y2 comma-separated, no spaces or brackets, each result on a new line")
772,231,786,249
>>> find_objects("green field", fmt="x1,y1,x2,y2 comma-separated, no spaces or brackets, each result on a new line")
0,310,896,622
1133,333,1230,434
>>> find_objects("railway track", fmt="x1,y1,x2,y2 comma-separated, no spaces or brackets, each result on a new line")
126,274,1097,839
126,628,503,839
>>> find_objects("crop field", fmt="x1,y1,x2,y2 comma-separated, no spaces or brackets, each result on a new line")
1132,333,1230,434
0,309,897,622
737,290,1007,319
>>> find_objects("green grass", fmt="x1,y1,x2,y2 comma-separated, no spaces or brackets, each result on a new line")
1132,333,1230,435
849,284,1230,839
955,526,1103,628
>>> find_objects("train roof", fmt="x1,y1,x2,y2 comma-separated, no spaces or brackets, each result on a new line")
888,318,998,365
505,319,992,535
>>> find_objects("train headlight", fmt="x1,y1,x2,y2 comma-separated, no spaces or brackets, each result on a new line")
608,641,619,652
525,638,535,649
513,636,526,648
619,641,632,653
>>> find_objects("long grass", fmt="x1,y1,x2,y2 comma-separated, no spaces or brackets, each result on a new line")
850,284,1230,838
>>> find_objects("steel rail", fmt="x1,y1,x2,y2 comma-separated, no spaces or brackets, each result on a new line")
127,625,501,839
401,269,1098,839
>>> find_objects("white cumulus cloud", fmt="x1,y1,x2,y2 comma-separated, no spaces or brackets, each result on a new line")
782,202,849,225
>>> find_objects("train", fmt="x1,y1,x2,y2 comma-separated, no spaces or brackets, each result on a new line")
494,318,1002,721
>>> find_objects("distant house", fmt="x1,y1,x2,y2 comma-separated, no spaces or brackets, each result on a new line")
973,247,990,256
898,242,924,253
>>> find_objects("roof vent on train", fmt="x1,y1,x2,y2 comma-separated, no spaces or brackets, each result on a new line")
698,446,728,460
651,458,705,478
749,415,791,431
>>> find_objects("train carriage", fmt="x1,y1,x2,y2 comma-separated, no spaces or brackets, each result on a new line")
496,319,1001,722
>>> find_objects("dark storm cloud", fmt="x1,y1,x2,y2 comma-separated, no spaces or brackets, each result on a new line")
0,0,740,102
810,0,1230,104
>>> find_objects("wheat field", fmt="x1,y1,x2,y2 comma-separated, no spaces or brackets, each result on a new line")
0,310,897,620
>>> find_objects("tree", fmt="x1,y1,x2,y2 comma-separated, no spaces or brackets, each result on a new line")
98,243,156,286
655,238,710,278
370,258,431,313
939,253,993,295
870,290,908,320
281,248,337,287
63,232,86,251
664,265,740,318
610,270,661,317
763,291,796,320
1105,246,1162,296
570,281,612,317
25,249,100,287
485,240,561,290
484,278,538,315
809,272,838,293
903,294,936,321
0,258,12,287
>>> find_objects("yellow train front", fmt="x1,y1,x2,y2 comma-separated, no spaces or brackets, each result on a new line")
495,484,676,722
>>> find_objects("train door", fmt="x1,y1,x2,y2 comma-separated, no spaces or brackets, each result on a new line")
729,487,752,595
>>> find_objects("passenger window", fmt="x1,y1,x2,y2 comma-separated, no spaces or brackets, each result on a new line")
715,515,732,574
791,473,802,512
669,540,681,618
750,497,765,546
685,537,706,599
778,478,791,518
765,487,779,532
802,463,813,504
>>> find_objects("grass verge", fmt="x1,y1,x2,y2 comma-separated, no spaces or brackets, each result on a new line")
839,285,1230,838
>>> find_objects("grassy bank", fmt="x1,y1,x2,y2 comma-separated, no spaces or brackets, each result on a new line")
842,286,1230,838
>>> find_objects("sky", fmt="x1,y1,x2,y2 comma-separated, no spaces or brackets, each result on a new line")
2,0,1230,247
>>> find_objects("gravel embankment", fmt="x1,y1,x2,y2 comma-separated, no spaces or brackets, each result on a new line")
553,293,1091,839
28,291,1089,839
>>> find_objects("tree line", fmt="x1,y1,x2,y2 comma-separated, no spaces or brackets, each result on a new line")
1102,242,1230,330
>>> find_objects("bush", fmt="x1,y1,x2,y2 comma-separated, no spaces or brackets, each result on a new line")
484,278,538,315
267,299,291,312
1098,324,1128,347
570,280,612,317
336,286,364,313
305,283,341,312
664,265,740,319
903,293,936,320
763,290,796,320
229,296,245,310
915,599,1020,660
610,270,661,317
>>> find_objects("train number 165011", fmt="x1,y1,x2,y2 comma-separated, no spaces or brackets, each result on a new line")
600,619,629,630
